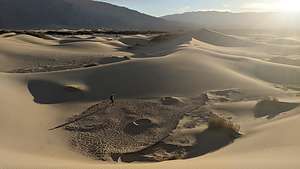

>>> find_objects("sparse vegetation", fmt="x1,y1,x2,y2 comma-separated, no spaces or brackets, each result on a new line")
150,33,176,42
160,97,184,105
261,96,279,102
63,100,183,161
123,56,132,60
0,29,166,37
208,113,240,135
8,56,131,73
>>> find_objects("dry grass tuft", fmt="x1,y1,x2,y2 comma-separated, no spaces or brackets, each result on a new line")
208,113,240,135
123,56,132,60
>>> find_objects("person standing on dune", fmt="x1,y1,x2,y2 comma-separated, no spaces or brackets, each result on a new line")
110,93,116,105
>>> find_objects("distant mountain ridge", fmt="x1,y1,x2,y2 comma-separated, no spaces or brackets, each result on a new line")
0,0,175,30
162,11,300,30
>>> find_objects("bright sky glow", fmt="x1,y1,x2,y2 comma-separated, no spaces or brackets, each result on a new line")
97,0,300,16
277,0,300,12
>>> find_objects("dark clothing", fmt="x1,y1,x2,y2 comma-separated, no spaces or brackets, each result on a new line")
110,95,115,104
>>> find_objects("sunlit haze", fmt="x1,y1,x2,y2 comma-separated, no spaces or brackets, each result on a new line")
277,0,300,12
98,0,300,16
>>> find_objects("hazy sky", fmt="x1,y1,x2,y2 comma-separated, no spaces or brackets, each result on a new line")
98,0,300,16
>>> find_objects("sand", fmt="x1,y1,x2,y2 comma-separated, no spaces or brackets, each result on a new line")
1,29,300,168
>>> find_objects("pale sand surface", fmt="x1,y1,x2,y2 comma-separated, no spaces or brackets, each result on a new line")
1,29,300,168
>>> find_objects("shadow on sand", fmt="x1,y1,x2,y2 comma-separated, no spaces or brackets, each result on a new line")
27,78,147,104
114,128,240,162
254,99,299,119
27,79,86,104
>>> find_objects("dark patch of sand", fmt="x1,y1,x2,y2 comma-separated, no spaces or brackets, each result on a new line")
63,100,186,160
254,98,299,119
9,56,131,73
28,80,86,104
52,98,241,162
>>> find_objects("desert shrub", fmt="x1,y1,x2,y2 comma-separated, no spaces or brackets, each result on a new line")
208,113,240,134
123,56,132,60
150,33,175,42
262,96,279,102
160,97,184,105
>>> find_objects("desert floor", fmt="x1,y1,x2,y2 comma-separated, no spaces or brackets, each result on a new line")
1,29,300,169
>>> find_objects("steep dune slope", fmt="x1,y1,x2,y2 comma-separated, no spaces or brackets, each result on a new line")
24,49,284,104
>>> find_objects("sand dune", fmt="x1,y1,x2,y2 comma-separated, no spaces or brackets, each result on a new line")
1,29,300,168
269,38,300,46
191,29,255,47
0,33,131,72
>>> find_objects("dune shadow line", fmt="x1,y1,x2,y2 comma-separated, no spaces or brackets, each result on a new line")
27,79,86,104
118,128,240,162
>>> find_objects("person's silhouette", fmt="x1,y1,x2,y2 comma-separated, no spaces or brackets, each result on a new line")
110,93,115,105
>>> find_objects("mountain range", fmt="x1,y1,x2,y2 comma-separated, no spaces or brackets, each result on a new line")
0,0,174,30
1,0,299,30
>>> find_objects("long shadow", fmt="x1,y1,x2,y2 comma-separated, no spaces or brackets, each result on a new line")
27,78,144,104
117,128,240,162
27,79,86,104
254,100,299,119
185,128,239,158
